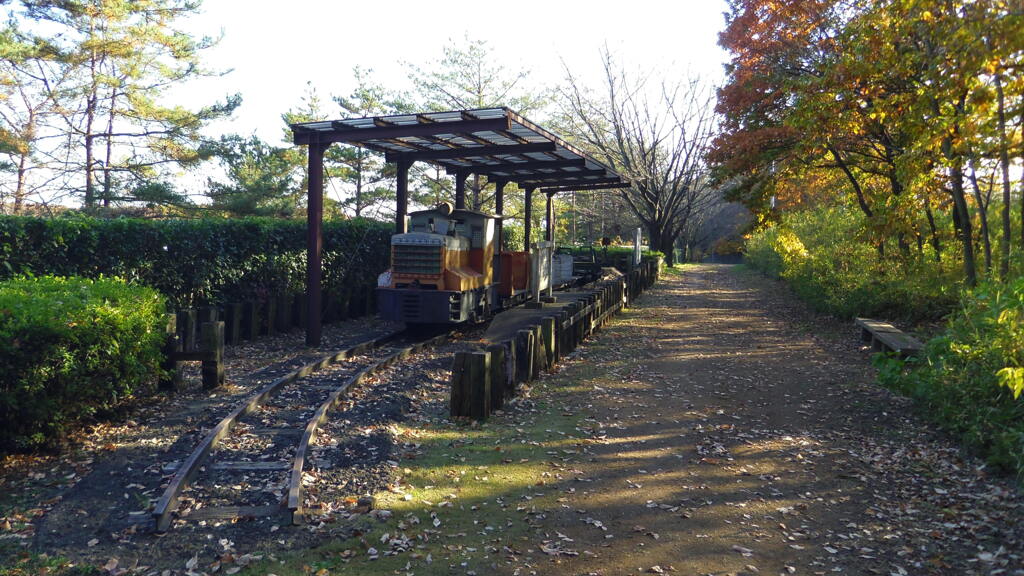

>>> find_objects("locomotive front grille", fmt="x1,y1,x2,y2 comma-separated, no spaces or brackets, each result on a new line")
392,244,442,276
400,294,421,321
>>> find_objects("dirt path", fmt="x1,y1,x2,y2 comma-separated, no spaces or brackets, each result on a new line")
540,264,1022,576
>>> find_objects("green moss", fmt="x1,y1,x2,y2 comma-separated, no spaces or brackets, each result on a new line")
241,358,610,576
0,553,98,576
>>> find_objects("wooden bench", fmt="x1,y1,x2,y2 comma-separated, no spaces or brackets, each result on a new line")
855,317,924,358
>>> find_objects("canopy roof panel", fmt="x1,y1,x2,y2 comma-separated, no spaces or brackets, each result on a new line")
291,107,629,191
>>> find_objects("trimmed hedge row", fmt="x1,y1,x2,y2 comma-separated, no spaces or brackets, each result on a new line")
559,245,666,264
0,215,392,309
0,276,167,451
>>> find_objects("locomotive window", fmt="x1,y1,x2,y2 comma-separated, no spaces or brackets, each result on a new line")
471,226,483,248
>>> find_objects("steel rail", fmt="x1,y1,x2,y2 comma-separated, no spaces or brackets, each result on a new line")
152,329,405,532
286,332,449,523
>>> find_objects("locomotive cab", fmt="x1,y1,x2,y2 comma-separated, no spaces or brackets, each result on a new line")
378,204,499,324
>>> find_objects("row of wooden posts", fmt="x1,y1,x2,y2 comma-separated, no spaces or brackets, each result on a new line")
451,259,660,420
157,285,377,391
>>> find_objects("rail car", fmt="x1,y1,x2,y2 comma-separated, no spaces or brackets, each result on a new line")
377,203,531,324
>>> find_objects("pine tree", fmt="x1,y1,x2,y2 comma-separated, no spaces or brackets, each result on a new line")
17,0,239,207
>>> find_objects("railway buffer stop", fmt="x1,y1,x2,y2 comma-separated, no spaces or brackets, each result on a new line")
291,107,630,346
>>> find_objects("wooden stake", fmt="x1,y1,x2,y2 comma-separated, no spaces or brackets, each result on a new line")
486,344,506,411
200,321,225,389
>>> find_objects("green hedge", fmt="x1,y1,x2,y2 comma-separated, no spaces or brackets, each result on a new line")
0,276,167,451
559,245,665,263
0,215,392,309
877,277,1024,479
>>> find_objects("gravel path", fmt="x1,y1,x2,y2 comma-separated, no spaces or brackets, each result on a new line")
540,264,1023,576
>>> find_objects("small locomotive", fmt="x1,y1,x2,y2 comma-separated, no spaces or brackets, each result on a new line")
377,203,530,324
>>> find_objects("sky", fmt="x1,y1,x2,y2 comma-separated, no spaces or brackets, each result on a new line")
171,0,731,144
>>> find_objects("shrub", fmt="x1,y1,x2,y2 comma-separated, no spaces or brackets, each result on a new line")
559,244,663,262
0,215,392,309
743,205,959,322
0,276,166,451
877,277,1024,479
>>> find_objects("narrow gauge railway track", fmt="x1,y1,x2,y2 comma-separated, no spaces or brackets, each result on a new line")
152,329,448,532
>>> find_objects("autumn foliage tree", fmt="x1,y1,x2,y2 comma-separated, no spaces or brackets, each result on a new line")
712,0,1024,287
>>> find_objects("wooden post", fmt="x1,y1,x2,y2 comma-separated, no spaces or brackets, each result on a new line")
524,185,534,252
224,303,242,345
545,191,555,242
472,351,491,419
306,140,328,347
454,169,469,210
531,324,545,379
450,350,491,420
339,286,351,320
294,293,308,329
451,352,470,417
515,329,533,384
323,290,338,323
486,344,506,411
494,179,506,251
364,284,375,317
275,294,292,332
585,294,595,337
503,339,517,397
159,314,182,391
541,315,556,368
177,308,197,352
264,298,277,335
396,157,412,234
566,305,576,353
198,306,218,325
200,321,225,390
243,300,259,341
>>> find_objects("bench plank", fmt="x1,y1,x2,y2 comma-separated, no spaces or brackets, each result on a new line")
857,317,924,357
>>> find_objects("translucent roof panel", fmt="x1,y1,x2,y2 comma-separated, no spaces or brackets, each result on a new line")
291,107,628,191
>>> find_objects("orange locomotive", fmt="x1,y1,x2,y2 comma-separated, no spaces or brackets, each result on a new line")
377,203,529,324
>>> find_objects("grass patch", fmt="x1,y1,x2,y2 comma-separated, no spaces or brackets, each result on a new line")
0,553,97,576
241,357,611,576
661,264,687,278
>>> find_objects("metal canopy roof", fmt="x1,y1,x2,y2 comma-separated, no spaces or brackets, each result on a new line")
290,107,629,192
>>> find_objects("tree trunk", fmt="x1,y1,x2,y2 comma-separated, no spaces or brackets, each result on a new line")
994,74,1011,280
14,151,28,214
102,90,117,208
949,162,977,287
828,146,873,218
84,107,95,207
647,223,676,266
83,20,98,208
967,160,992,274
